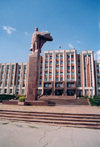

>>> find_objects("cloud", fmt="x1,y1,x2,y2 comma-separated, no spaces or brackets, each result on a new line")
99,22,100,29
3,26,16,34
95,50,100,60
76,40,80,44
25,32,28,36
68,43,74,49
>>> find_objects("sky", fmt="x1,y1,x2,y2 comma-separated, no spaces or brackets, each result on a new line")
0,0,100,63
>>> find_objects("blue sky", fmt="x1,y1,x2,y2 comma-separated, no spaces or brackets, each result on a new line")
0,0,100,62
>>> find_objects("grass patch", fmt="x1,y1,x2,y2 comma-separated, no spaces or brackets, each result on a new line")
28,125,38,129
89,97,100,106
16,124,23,128
2,122,9,125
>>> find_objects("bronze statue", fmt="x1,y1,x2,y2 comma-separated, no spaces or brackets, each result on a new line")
30,27,53,53
26,28,53,103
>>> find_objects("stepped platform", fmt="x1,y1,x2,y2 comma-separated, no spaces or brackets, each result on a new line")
0,109,100,129
40,96,89,105
1,96,89,106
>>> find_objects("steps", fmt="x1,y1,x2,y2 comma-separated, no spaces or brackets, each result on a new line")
40,95,76,100
40,96,89,105
0,110,100,129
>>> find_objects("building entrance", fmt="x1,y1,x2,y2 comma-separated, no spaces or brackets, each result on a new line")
67,90,75,96
55,89,64,95
44,89,52,95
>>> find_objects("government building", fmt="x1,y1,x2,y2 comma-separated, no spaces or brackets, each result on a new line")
0,49,99,98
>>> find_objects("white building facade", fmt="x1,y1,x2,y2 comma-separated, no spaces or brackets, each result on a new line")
0,49,99,98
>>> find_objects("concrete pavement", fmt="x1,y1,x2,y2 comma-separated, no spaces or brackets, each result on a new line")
0,120,100,147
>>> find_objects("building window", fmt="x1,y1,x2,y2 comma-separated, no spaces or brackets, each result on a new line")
78,61,80,65
56,55,59,59
49,56,52,59
56,61,59,64
45,55,48,59
60,72,63,75
0,82,2,87
67,78,70,81
78,73,80,76
56,78,59,81
67,61,70,64
0,89,1,93
49,78,52,81
60,55,63,59
12,65,15,68
71,61,74,64
71,66,74,70
78,66,80,70
45,61,48,65
55,83,63,87
67,55,70,59
60,77,63,81
1,65,4,70
24,65,26,69
22,89,25,95
23,83,25,87
44,83,51,87
49,72,52,75
40,79,42,82
18,65,21,69
49,61,52,64
67,83,74,87
44,78,47,81
67,66,70,70
4,89,7,94
67,73,70,75
56,72,59,75
39,83,42,87
71,54,74,58
71,72,74,75
56,67,59,70
60,61,63,64
45,67,48,70
49,66,52,70
45,72,48,76
16,89,19,95
72,78,75,81
78,84,81,87
5,81,7,87
60,66,63,69
10,89,12,94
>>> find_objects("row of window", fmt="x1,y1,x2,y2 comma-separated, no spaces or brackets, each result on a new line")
0,89,25,94
44,77,75,82
45,54,74,60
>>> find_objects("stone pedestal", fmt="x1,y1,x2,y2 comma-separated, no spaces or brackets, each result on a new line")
26,51,40,101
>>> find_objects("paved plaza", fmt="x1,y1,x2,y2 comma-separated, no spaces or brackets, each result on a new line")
0,119,100,147
0,104,100,114
0,104,100,147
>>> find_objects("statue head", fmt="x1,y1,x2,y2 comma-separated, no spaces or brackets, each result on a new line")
35,27,38,32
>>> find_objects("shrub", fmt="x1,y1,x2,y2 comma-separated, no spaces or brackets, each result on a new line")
0,94,15,101
89,98,100,106
19,96,25,102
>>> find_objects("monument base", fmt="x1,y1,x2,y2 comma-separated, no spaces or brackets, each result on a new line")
24,100,48,106
26,51,40,102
